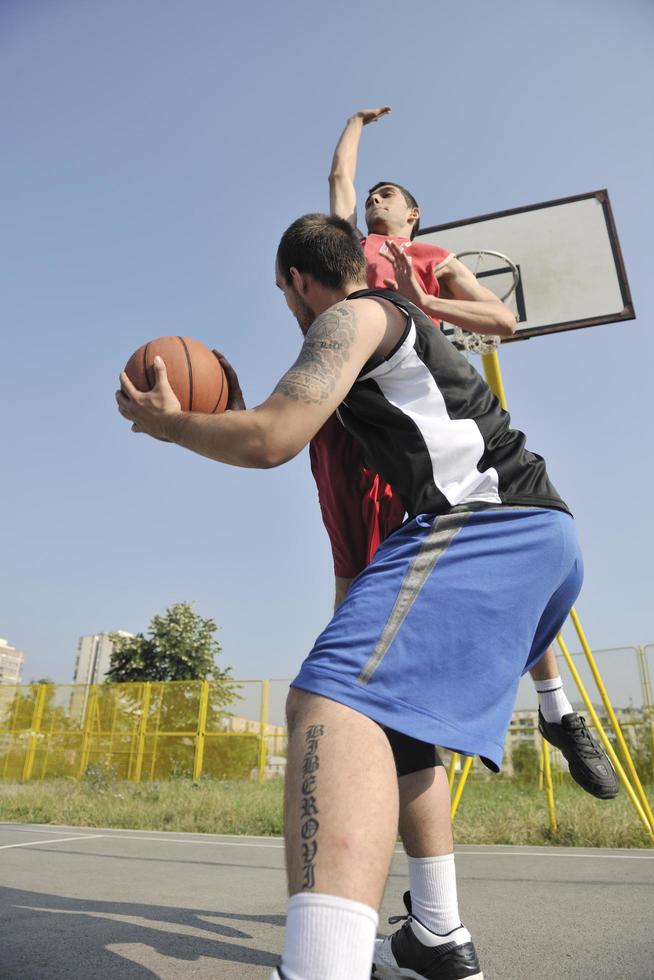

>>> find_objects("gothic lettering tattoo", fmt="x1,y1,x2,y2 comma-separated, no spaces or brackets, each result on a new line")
300,723,324,889
274,304,357,404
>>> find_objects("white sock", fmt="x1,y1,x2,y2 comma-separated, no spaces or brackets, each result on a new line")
535,676,573,723
408,853,460,935
280,892,379,980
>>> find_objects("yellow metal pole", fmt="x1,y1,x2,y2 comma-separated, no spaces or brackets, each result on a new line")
568,610,654,832
22,684,47,782
78,685,98,778
541,735,558,834
638,646,654,766
557,635,654,842
481,347,652,839
133,682,151,783
109,693,119,775
447,751,459,791
3,688,22,778
149,686,164,780
257,680,270,783
538,740,544,791
193,680,210,780
481,350,508,409
450,755,473,820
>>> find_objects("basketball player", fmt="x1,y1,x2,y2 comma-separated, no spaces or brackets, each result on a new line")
118,214,588,979
312,106,618,805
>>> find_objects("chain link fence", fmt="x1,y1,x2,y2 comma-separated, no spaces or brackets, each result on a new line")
1,649,652,783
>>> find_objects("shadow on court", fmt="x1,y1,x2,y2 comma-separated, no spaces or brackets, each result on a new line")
2,825,653,979
0,886,281,978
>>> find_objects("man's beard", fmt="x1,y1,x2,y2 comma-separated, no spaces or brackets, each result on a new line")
294,294,316,334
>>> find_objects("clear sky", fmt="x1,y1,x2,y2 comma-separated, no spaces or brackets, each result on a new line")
1,0,652,708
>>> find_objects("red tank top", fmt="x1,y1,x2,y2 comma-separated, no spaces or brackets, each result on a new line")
362,235,450,327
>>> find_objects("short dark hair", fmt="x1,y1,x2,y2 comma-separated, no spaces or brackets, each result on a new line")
367,181,421,239
277,213,367,289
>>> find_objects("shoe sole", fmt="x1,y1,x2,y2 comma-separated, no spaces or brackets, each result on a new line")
568,764,619,800
372,966,484,980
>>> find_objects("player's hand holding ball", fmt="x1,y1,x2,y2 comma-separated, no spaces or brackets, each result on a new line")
117,356,181,441
117,335,238,442
212,350,245,411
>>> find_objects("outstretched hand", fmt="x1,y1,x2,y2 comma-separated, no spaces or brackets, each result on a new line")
354,106,392,125
212,350,246,410
116,356,181,441
382,240,429,311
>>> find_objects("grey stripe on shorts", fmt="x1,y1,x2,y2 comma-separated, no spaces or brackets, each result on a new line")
358,509,473,684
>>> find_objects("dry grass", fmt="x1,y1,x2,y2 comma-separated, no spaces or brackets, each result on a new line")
0,774,651,848
0,775,285,836
452,778,653,848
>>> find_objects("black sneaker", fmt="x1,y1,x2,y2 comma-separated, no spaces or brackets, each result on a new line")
538,708,619,799
372,892,483,979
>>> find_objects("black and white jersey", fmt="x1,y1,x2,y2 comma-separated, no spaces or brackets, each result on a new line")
338,288,570,518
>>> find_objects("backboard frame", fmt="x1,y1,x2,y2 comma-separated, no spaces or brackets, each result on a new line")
417,189,635,343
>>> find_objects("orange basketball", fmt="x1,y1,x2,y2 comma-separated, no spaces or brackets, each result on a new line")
124,336,229,413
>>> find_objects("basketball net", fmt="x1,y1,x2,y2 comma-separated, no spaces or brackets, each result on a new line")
437,250,520,355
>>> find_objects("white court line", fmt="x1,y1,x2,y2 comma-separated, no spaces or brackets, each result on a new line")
0,834,104,851
92,835,286,849
0,826,103,837
44,834,652,860
3,827,652,860
455,849,654,861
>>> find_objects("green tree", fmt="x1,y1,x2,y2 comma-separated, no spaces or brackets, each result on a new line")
511,740,540,783
106,602,232,685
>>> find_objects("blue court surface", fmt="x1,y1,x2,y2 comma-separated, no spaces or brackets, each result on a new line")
1,823,652,979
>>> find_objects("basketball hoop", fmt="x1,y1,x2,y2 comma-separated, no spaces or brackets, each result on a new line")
440,250,520,355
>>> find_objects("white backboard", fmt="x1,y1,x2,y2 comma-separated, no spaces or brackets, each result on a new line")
417,190,634,342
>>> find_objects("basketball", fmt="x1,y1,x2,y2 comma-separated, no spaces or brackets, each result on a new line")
124,336,229,414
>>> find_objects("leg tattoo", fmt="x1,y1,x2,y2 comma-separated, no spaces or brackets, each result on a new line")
300,724,324,889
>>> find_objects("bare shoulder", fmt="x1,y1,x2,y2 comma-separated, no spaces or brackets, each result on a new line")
272,301,384,406
347,295,405,326
307,301,359,342
348,295,407,356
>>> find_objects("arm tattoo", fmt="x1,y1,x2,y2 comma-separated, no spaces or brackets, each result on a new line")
299,723,324,889
274,303,357,404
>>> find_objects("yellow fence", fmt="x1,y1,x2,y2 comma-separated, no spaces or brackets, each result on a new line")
1,664,652,790
0,680,287,783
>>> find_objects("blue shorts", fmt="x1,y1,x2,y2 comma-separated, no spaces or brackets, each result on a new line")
292,506,583,771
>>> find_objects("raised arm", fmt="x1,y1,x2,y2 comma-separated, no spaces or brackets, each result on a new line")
328,107,391,228
116,299,396,468
384,243,517,337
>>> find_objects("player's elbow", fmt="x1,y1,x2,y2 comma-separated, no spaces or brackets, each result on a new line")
249,405,307,468
255,436,302,469
257,447,295,469
329,169,347,184
494,305,518,337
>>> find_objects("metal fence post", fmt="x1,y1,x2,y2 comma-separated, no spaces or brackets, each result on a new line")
639,646,654,765
78,684,99,778
568,610,654,832
450,755,473,820
22,684,47,782
193,680,210,780
447,751,459,791
257,680,270,783
541,735,557,834
132,683,151,782
557,634,654,842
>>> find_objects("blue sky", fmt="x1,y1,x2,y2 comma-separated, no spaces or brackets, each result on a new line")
1,0,652,707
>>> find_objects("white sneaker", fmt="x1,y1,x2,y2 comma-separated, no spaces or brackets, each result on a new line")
372,892,483,979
